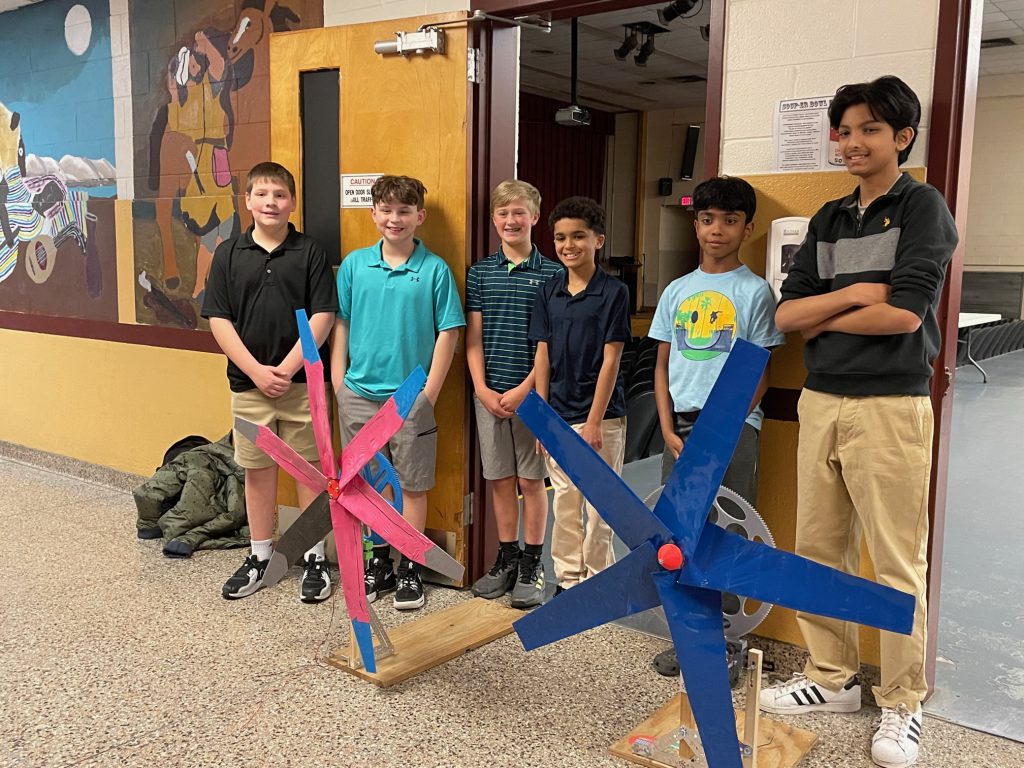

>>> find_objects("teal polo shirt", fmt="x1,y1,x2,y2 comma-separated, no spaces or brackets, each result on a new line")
337,238,465,401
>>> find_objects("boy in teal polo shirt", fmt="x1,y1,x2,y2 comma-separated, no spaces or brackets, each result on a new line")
330,175,465,610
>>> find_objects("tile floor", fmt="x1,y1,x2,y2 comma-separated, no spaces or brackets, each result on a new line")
2,450,1023,767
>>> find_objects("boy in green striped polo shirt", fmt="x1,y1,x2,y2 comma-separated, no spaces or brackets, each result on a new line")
466,180,563,609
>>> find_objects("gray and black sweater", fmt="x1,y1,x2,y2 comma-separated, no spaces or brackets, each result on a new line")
780,172,958,396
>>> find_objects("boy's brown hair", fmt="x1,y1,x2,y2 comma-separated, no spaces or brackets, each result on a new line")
371,175,427,209
246,161,296,197
490,179,541,216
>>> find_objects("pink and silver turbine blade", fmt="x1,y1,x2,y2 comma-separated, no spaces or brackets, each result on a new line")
234,417,327,495
295,309,336,478
340,475,465,582
329,497,377,673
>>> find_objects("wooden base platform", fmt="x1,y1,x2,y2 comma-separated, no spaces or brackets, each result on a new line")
327,597,520,687
610,693,817,768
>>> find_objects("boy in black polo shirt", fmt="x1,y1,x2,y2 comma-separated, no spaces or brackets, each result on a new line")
529,196,631,593
467,180,562,609
201,162,339,603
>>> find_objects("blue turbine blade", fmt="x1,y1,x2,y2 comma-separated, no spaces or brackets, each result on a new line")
653,340,768,554
391,366,428,419
653,572,743,768
516,391,673,549
295,309,321,364
682,524,915,635
352,619,376,674
514,541,663,650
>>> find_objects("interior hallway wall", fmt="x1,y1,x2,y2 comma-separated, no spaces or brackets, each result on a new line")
324,0,468,26
963,73,1024,271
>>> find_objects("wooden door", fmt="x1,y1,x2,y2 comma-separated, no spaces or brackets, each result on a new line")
270,15,471,582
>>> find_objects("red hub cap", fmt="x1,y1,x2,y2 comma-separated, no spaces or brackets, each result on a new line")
658,543,684,570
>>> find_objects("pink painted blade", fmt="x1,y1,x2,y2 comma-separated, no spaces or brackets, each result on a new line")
329,498,370,625
341,475,465,583
303,357,337,479
234,417,326,495
337,397,406,486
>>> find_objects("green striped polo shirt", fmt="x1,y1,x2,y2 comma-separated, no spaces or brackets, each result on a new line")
465,246,563,392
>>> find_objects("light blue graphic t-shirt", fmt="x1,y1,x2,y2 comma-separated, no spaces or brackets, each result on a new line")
648,265,784,430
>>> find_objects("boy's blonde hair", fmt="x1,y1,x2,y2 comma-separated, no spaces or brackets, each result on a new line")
371,175,427,209
490,179,541,216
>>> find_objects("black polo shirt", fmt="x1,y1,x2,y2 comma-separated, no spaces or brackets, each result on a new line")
202,224,339,392
528,267,632,423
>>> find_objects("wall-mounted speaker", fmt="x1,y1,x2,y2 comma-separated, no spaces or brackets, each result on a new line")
658,177,673,196
680,124,701,180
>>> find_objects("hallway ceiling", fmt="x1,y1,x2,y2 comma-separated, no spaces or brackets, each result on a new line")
981,0,1024,76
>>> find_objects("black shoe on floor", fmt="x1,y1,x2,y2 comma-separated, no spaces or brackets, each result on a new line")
393,562,425,610
364,556,396,603
300,555,333,603
471,547,520,599
222,554,269,600
510,555,546,609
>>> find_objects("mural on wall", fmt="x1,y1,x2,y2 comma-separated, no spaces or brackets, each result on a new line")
0,0,119,321
131,0,323,329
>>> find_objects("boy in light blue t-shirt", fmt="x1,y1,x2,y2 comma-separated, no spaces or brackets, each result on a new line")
648,175,783,673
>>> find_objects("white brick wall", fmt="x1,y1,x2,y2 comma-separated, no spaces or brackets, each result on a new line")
323,0,469,28
721,0,940,175
110,0,133,199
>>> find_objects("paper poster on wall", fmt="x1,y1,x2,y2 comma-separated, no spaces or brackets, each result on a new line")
341,174,383,208
774,96,846,172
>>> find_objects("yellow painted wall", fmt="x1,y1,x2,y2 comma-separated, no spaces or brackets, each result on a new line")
0,328,231,476
738,169,926,663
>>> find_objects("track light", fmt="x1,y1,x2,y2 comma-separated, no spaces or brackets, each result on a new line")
634,34,655,67
614,27,639,60
657,0,699,25
700,24,710,42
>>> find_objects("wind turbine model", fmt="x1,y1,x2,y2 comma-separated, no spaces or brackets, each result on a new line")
513,339,915,768
235,310,464,673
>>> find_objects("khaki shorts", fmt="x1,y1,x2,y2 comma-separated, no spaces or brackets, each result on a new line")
338,385,437,493
473,395,546,481
231,385,319,470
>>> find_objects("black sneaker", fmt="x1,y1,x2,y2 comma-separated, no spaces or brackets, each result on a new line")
471,547,520,599
393,562,425,610
364,556,396,603
222,554,268,600
510,555,546,609
300,555,333,603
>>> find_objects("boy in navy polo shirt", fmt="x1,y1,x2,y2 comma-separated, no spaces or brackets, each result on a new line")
202,162,339,603
467,180,562,609
330,175,465,611
529,196,631,593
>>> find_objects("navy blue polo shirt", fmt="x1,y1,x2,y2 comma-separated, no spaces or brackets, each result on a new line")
465,245,563,392
202,224,339,392
528,267,632,423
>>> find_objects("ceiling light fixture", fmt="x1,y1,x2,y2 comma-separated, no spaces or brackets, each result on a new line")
634,34,656,67
658,0,700,26
614,27,639,60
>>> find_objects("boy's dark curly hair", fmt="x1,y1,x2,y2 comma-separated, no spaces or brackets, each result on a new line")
548,196,606,235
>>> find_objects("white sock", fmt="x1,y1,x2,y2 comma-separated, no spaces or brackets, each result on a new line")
303,540,326,562
250,538,273,562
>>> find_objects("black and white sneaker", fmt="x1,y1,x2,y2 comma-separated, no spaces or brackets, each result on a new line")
393,562,425,610
222,554,269,600
364,556,396,603
300,555,333,603
759,673,861,714
872,704,922,768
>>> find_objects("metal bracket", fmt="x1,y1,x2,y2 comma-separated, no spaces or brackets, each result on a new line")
463,492,474,526
467,47,483,83
374,28,446,57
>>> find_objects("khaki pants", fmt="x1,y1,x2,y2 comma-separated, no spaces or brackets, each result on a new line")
546,417,626,589
794,389,933,709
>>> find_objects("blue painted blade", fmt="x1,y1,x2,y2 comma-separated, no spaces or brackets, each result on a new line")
653,340,768,555
682,524,915,635
653,572,743,768
295,309,321,365
392,366,428,418
352,619,376,674
514,541,663,650
516,391,673,550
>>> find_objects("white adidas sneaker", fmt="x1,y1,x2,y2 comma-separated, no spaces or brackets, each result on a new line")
758,673,862,714
871,704,922,768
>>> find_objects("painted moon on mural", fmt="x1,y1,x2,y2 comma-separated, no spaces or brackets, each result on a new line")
64,5,93,57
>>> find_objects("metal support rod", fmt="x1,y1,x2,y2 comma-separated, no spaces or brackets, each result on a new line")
570,17,579,106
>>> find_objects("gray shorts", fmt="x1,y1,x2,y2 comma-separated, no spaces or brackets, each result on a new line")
473,395,547,481
338,386,437,493
661,412,760,505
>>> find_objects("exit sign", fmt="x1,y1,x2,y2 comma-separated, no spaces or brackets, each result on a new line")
680,195,693,207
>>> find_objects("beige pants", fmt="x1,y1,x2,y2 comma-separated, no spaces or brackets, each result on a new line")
794,389,933,709
546,417,626,589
